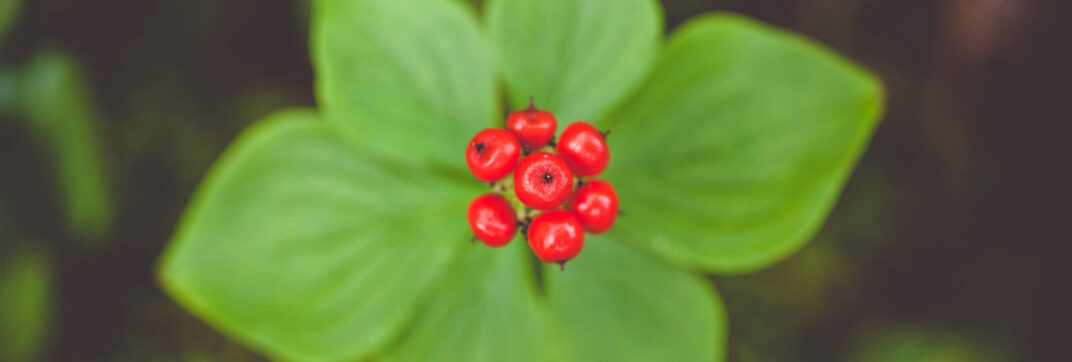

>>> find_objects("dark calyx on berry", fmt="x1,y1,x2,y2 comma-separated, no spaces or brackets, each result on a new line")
466,128,521,182
514,152,573,210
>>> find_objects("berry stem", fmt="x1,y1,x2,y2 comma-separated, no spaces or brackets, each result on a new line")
517,204,528,223
520,216,532,240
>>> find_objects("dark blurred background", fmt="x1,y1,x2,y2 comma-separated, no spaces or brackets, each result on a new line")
1,0,1068,360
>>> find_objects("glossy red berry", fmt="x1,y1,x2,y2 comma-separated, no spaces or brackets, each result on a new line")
505,98,557,150
527,210,584,266
467,193,518,247
556,121,609,176
466,128,521,182
567,180,619,234
514,152,573,210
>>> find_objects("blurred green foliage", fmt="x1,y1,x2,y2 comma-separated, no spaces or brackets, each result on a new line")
16,50,114,241
852,324,1007,362
1,2,108,360
0,246,53,362
0,0,20,43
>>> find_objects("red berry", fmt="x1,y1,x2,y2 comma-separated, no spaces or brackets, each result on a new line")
527,210,584,266
466,128,521,182
467,193,518,247
567,180,619,234
505,98,557,150
513,152,573,210
556,121,609,176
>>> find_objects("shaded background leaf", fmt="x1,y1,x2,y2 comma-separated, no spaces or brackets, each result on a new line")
0,0,19,43
16,50,115,242
0,245,53,362
851,324,1009,362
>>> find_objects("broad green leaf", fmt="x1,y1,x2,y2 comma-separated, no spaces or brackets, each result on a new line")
19,50,115,242
0,0,20,43
0,246,53,362
159,110,481,361
386,241,559,362
486,0,661,125
313,0,496,168
602,14,883,273
546,237,726,361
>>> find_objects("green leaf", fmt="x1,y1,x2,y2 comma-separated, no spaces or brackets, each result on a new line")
0,0,20,43
19,50,115,242
486,0,661,125
546,237,726,361
0,246,53,362
385,241,560,362
158,110,482,361
602,14,884,273
313,0,496,168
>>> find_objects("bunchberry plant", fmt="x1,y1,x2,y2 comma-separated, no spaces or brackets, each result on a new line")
463,103,615,267
158,0,883,361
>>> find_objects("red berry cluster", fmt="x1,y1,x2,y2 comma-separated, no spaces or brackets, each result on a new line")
465,99,618,270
